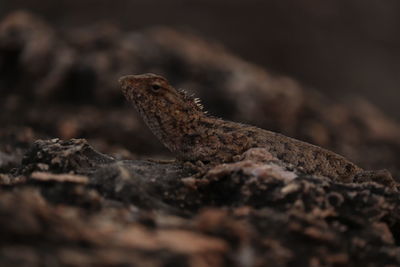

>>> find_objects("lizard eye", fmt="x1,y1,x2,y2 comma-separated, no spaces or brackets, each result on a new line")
151,84,161,92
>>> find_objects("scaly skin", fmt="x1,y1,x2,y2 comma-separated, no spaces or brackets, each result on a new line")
119,73,369,182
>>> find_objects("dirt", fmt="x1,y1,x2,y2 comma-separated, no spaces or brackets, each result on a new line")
1,11,400,267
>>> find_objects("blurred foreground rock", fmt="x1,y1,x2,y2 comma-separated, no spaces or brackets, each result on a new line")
1,11,400,266
0,138,399,266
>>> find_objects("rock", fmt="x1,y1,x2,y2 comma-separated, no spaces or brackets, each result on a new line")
0,138,398,266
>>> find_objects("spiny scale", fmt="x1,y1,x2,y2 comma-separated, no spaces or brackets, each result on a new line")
178,88,204,111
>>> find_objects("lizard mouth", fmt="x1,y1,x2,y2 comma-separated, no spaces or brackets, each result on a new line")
118,74,152,101
118,75,129,87
119,75,135,98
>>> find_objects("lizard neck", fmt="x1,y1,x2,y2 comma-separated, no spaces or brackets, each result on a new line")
140,106,212,155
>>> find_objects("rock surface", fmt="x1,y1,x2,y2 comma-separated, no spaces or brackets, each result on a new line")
1,11,400,267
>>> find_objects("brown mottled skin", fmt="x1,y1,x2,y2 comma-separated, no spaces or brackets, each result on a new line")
119,73,390,182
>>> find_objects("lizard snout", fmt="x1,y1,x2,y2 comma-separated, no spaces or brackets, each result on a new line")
119,75,135,96
118,75,131,87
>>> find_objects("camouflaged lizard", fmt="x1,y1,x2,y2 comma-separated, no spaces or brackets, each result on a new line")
119,73,393,183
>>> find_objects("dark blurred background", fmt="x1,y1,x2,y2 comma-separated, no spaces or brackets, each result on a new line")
1,0,399,119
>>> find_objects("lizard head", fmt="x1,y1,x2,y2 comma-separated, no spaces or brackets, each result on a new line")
119,73,205,151
119,73,177,104
119,73,203,114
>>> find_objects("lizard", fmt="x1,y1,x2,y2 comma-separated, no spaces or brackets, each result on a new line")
119,73,393,183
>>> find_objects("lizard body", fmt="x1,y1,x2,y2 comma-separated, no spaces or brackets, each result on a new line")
119,73,382,182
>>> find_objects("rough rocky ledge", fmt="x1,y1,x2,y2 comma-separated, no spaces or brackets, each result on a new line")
1,138,399,266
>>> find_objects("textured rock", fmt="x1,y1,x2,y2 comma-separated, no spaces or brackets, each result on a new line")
1,138,399,266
